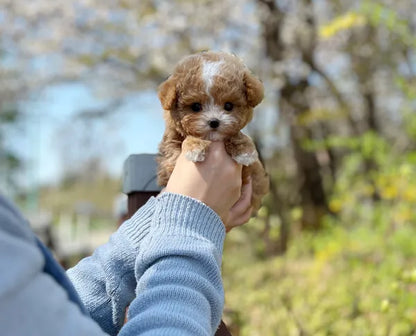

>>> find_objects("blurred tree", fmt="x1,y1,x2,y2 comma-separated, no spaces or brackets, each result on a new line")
0,0,262,98
5,2,416,332
1,0,416,251
0,47,25,196
53,112,124,184
257,0,330,232
0,104,21,192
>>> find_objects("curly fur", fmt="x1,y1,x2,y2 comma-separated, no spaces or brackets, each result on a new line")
157,51,269,212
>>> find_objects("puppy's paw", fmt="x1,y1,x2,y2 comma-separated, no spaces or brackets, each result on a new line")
186,149,206,162
233,151,258,166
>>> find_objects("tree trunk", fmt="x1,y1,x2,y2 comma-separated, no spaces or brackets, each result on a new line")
258,0,328,230
269,179,290,254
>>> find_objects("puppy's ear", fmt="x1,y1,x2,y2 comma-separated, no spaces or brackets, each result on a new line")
244,71,264,107
158,76,177,110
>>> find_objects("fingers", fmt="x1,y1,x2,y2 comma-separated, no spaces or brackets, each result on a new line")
225,178,253,232
232,178,252,211
226,205,253,232
167,140,243,221
205,142,242,175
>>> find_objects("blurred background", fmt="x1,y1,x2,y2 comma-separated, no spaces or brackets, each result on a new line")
1,0,416,334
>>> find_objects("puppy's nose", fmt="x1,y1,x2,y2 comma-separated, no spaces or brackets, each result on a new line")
208,119,220,129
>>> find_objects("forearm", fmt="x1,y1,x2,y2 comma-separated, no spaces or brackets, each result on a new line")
0,196,105,336
67,197,156,335
0,189,227,336
120,193,225,336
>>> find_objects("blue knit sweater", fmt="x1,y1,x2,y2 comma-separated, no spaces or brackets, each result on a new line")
0,193,225,335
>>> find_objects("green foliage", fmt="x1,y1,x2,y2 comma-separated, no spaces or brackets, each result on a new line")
223,124,416,334
223,217,416,335
319,2,416,48
360,1,416,48
395,77,416,101
2,0,416,332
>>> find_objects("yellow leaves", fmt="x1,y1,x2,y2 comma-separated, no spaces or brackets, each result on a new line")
380,299,390,313
371,165,416,225
329,199,342,213
296,108,346,126
390,281,400,293
403,189,416,202
401,268,416,283
320,4,415,48
315,241,341,263
290,207,302,222
224,218,416,335
312,237,344,274
257,206,268,218
380,185,398,200
319,12,366,39
375,164,416,205
399,163,413,177
328,193,356,214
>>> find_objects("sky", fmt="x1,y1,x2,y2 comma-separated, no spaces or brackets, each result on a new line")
9,82,165,188
4,78,279,196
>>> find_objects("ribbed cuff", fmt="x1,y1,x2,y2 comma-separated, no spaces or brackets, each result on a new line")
119,196,156,251
153,193,225,253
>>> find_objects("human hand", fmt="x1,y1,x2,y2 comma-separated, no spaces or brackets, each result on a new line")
224,177,253,232
165,141,242,224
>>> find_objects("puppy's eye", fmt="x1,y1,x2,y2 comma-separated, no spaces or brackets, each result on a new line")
191,102,202,112
224,102,234,111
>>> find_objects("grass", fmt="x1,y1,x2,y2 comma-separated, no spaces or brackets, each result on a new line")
222,220,416,336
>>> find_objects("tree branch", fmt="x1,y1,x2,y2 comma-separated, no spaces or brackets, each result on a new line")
308,61,360,135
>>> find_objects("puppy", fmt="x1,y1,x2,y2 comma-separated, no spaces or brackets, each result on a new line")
157,51,269,212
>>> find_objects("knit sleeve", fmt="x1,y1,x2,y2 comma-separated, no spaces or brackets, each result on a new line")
119,193,225,336
67,197,156,335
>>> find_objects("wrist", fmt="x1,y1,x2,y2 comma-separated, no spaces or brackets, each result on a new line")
153,192,226,253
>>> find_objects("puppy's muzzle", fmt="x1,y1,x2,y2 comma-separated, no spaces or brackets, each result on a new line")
208,118,220,129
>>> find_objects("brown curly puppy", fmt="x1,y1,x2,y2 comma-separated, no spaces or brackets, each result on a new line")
157,51,269,212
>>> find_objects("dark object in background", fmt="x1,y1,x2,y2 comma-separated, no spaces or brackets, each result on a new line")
123,154,162,217
123,153,232,336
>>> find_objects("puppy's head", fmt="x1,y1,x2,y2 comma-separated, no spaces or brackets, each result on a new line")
158,51,264,141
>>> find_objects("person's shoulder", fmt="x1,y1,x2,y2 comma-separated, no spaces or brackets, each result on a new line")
0,194,36,243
